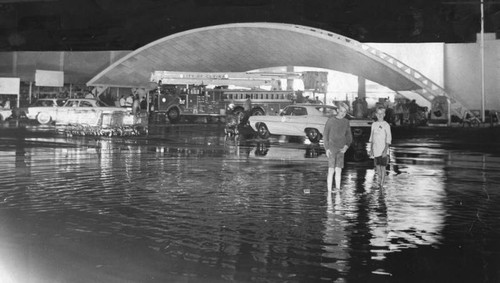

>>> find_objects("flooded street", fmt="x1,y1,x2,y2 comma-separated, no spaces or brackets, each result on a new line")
0,124,499,282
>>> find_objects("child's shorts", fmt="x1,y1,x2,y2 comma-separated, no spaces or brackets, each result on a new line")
374,155,389,166
327,150,345,168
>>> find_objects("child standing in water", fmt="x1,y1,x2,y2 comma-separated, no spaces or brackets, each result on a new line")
323,102,352,193
369,107,392,188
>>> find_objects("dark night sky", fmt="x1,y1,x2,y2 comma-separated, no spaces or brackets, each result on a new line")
1,0,499,51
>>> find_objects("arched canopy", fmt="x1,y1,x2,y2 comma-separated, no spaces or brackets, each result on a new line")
87,22,422,91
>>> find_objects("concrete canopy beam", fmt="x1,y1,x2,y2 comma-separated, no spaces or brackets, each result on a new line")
87,22,421,91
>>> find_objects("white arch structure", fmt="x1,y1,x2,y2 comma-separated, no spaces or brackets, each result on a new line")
87,22,468,117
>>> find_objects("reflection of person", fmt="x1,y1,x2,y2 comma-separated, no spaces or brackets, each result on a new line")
369,107,392,188
323,102,352,192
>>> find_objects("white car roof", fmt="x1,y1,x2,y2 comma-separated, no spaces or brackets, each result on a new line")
66,98,96,102
284,104,337,115
288,103,337,108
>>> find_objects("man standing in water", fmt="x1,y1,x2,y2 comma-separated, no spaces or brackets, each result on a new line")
369,107,392,188
323,102,352,193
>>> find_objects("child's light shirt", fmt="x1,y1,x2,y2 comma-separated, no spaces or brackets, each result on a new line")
369,120,392,157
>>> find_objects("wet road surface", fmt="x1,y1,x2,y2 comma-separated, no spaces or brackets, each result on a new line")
0,123,499,282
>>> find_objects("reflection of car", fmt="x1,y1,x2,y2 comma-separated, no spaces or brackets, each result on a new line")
21,98,66,124
252,142,325,159
248,104,372,143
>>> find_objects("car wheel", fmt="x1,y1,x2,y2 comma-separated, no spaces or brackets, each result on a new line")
37,112,52,125
257,123,270,139
251,108,265,116
167,108,180,123
306,128,321,143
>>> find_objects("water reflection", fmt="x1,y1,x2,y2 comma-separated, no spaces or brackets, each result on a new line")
0,128,499,282
322,192,349,274
250,142,325,161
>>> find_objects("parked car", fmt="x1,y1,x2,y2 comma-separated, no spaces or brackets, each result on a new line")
21,98,66,124
61,98,118,108
248,104,372,143
26,98,127,125
51,98,129,124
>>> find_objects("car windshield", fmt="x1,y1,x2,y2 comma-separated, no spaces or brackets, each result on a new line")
33,100,53,107
80,101,94,107
314,106,337,116
280,106,307,116
96,100,109,107
64,100,79,107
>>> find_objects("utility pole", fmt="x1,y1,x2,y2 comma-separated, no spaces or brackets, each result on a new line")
481,0,485,123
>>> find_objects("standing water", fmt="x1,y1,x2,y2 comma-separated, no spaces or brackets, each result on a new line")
0,124,499,282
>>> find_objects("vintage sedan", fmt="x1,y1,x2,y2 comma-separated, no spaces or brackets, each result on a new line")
21,98,67,124
35,98,127,125
248,104,372,143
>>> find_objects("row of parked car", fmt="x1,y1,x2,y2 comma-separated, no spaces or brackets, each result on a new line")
4,99,372,146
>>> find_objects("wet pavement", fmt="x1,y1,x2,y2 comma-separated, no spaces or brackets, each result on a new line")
0,122,499,283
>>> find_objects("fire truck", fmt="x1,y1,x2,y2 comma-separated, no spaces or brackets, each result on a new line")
153,85,295,123
149,71,301,123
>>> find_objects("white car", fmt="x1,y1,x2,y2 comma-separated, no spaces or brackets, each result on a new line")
34,98,127,125
248,104,372,143
21,98,67,124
